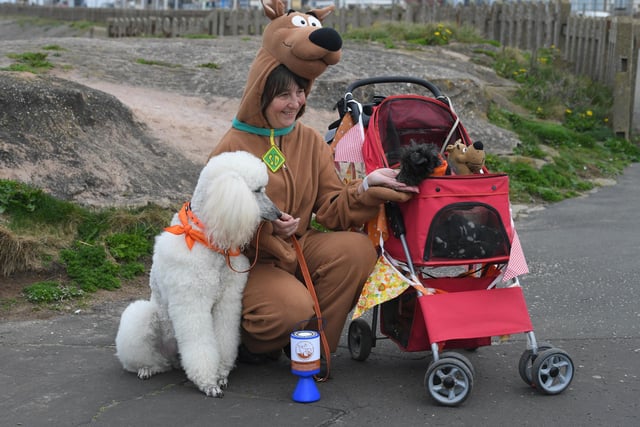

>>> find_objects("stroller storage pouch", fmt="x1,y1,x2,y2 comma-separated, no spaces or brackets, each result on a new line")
384,173,513,267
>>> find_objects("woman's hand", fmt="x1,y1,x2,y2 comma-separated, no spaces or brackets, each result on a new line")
271,212,300,238
360,168,420,194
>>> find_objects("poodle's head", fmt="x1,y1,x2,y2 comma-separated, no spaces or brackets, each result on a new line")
191,151,281,250
396,142,443,186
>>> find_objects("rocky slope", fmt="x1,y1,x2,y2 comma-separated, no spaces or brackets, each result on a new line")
0,19,522,207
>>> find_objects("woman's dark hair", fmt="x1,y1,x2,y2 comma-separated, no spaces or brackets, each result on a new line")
261,64,310,121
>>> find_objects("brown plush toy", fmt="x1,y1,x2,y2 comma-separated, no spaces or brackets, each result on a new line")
445,139,486,175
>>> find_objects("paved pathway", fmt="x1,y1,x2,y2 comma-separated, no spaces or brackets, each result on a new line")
2,165,639,426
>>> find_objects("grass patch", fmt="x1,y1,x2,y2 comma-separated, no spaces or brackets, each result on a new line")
2,51,54,73
23,281,84,304
135,58,182,68
198,62,220,70
69,20,97,31
484,42,638,203
42,44,65,51
485,107,639,203
492,46,612,125
184,33,216,39
60,242,122,292
1,179,171,301
344,22,493,48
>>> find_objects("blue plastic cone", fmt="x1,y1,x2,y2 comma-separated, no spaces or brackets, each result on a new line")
292,374,320,403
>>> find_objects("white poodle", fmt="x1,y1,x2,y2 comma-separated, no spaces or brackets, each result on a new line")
115,151,281,397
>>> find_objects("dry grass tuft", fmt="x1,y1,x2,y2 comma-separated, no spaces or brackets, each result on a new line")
0,226,42,277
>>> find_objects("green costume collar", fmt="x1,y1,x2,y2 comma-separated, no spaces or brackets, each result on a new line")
232,117,295,136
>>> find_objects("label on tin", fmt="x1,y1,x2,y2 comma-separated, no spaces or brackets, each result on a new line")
290,331,321,372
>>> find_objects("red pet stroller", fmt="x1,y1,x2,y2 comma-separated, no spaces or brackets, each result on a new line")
327,77,574,406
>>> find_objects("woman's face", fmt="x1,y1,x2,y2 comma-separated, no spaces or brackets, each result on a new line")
264,83,306,129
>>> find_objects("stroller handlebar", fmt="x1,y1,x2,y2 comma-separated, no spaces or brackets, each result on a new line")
344,76,445,100
337,76,450,118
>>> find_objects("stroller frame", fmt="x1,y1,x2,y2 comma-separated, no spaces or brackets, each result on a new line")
329,76,575,406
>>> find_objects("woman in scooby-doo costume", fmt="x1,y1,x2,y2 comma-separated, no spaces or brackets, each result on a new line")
210,0,417,362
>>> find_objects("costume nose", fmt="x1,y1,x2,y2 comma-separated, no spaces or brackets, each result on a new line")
309,27,343,52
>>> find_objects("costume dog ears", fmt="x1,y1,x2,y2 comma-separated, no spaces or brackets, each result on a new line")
260,0,342,81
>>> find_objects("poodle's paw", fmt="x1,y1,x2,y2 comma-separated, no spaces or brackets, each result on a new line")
218,376,229,390
200,383,224,398
137,367,158,380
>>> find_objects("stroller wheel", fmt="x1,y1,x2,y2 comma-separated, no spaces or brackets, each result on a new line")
348,318,373,361
439,351,476,378
424,357,474,406
517,342,553,386
531,348,574,395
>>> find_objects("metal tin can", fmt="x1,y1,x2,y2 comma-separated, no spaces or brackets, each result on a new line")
290,330,320,375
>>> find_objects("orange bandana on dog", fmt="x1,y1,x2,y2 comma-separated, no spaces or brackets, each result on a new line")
165,202,240,256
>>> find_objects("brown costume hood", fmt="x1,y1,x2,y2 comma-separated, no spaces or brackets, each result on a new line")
236,0,342,128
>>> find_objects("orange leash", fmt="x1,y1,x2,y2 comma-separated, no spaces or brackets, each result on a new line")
291,236,331,382
224,222,266,274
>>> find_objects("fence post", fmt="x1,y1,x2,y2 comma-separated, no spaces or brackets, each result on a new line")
611,17,634,139
633,21,640,138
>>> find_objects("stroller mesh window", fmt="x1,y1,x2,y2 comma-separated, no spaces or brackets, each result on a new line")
426,202,510,261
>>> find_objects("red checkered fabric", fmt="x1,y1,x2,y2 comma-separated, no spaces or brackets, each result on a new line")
503,229,529,281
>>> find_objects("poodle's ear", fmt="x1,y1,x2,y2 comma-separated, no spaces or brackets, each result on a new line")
200,173,261,250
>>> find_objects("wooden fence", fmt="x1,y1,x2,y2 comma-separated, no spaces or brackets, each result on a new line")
1,2,638,138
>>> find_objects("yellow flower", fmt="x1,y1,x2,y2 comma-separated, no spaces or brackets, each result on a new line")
434,31,441,36
565,108,572,114
586,110,593,117
604,117,609,123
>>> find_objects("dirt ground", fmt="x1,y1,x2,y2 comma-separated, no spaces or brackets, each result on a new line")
0,19,522,321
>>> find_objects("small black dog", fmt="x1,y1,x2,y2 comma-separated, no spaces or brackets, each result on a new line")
396,141,442,186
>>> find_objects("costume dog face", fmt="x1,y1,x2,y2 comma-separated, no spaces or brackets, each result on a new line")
236,0,342,129
261,0,342,81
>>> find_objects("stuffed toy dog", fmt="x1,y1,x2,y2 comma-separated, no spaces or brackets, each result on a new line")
445,140,486,175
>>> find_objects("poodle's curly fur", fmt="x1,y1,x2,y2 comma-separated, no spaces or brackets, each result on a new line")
396,141,443,186
115,151,281,397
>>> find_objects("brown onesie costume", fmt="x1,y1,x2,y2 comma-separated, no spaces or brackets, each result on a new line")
210,0,411,355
